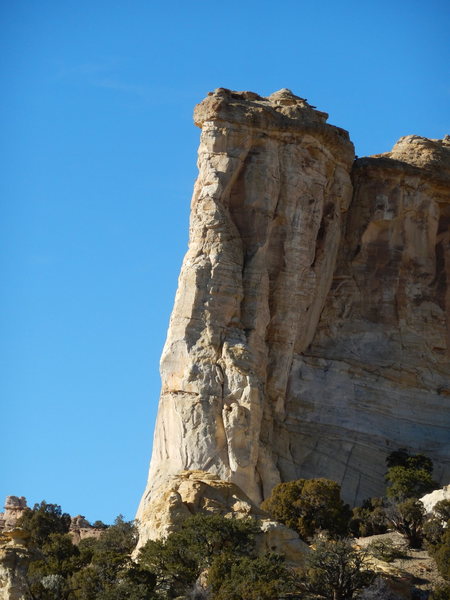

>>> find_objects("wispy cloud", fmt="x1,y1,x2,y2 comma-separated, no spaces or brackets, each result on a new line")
55,60,119,79
52,60,185,107
54,60,152,100
92,77,151,98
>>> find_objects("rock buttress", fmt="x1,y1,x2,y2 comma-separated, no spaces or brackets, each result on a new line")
137,88,355,526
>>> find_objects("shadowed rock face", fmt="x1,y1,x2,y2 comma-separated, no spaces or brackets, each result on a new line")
281,136,450,504
137,89,450,538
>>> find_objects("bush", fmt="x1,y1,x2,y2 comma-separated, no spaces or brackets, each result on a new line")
424,500,450,549
17,501,71,546
386,449,433,472
70,516,153,600
385,498,425,548
91,514,138,555
349,498,388,537
70,563,156,600
366,538,406,562
299,536,375,600
261,478,351,540
138,513,261,598
208,552,295,600
385,450,437,501
26,533,82,600
429,526,450,581
423,515,446,547
434,499,450,523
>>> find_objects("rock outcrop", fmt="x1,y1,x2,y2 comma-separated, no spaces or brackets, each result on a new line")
137,89,450,540
0,497,27,532
0,496,103,545
421,485,450,514
136,470,308,565
0,530,31,600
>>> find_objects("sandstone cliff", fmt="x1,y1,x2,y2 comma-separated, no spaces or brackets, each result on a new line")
137,89,450,537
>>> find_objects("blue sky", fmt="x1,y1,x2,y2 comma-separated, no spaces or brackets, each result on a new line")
1,0,449,524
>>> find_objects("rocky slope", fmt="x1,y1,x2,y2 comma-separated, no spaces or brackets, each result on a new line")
137,88,450,537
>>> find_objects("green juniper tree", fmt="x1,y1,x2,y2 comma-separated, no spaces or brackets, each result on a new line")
261,478,351,540
385,449,437,502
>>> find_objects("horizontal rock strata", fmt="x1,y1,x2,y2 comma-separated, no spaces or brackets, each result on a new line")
137,89,450,540
287,135,450,504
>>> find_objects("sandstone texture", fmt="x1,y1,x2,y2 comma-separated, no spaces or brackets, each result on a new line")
135,470,308,565
137,89,450,540
293,135,450,504
0,497,27,532
0,529,31,600
421,484,450,514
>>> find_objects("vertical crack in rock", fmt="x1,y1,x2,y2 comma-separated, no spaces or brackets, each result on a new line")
137,92,450,543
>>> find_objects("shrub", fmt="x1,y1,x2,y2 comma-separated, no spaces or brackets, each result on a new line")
17,501,71,546
385,450,437,501
91,514,138,555
208,552,295,600
26,533,82,600
434,499,450,523
349,498,388,537
366,538,406,562
386,449,433,472
299,536,375,600
261,478,351,540
429,526,450,581
138,513,261,598
423,515,446,547
70,516,154,600
385,498,425,548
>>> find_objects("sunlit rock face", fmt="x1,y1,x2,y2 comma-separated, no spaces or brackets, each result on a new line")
137,89,450,537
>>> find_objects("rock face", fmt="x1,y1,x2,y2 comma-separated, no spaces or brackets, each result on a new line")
289,135,450,504
137,89,450,537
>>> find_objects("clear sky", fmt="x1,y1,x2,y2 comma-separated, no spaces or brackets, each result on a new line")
1,0,449,524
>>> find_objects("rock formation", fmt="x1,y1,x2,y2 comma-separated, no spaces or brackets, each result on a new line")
0,496,103,545
0,500,31,600
421,485,450,514
137,88,450,540
0,497,27,532
0,529,31,600
136,470,308,563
